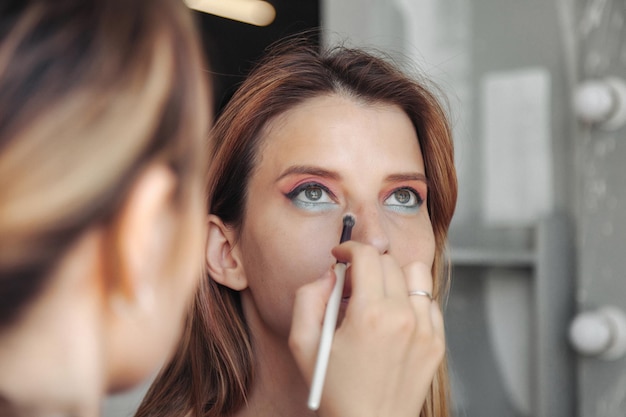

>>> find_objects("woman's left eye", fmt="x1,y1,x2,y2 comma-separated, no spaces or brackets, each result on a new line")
383,188,423,209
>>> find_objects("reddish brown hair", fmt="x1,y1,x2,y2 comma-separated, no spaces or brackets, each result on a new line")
138,40,457,417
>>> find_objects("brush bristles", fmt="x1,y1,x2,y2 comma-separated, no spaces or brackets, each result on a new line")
342,214,355,228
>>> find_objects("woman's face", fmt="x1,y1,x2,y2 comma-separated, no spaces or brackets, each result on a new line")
237,94,435,337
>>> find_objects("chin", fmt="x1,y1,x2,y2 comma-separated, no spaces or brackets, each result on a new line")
108,375,145,394
107,349,166,394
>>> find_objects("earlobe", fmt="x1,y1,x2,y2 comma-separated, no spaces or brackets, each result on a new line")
206,214,248,291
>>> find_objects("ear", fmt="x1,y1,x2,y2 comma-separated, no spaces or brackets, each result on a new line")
205,214,248,291
106,163,177,310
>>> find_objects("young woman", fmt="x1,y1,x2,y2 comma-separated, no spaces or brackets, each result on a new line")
138,42,458,417
0,0,210,415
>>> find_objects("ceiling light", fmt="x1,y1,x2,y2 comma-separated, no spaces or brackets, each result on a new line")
185,0,276,27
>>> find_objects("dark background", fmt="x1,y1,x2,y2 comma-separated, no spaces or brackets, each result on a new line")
191,0,320,116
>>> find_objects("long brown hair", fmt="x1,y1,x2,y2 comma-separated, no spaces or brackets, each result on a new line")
0,0,209,328
138,40,457,417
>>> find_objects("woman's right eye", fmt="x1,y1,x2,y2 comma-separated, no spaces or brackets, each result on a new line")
285,182,336,210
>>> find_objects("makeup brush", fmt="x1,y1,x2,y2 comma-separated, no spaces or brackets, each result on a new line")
307,214,355,411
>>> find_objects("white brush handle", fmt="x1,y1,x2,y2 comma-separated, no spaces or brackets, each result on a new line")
307,262,346,411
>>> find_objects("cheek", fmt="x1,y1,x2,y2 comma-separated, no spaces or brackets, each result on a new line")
390,215,436,267
240,221,339,334
156,200,206,354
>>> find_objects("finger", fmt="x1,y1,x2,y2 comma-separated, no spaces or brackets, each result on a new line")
332,241,385,301
403,261,434,313
289,270,335,382
379,254,409,299
430,300,445,340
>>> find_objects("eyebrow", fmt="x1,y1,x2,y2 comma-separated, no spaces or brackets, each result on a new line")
277,166,429,185
386,173,430,186
276,165,341,183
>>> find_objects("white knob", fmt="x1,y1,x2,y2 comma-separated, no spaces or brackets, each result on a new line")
574,81,614,122
574,77,626,130
569,306,626,360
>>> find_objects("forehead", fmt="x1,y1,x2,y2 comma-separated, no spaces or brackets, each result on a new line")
256,94,422,168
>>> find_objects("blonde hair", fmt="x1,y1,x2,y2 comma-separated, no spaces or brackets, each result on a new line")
0,0,210,327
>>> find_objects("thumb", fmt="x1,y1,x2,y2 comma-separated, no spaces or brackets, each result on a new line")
289,270,335,384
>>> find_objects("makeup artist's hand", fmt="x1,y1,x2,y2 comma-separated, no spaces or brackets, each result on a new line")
289,241,445,417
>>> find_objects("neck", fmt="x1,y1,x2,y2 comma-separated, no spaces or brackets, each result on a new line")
234,307,316,417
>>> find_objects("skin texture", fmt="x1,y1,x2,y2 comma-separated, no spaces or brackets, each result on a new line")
207,93,444,417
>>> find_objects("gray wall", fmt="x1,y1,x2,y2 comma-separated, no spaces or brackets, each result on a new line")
575,0,626,415
325,0,626,416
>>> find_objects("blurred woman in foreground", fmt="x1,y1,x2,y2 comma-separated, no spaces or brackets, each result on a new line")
0,0,209,415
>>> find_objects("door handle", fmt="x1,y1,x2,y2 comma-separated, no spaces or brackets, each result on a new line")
568,306,626,360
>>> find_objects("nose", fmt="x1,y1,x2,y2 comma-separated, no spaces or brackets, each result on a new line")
349,207,390,254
